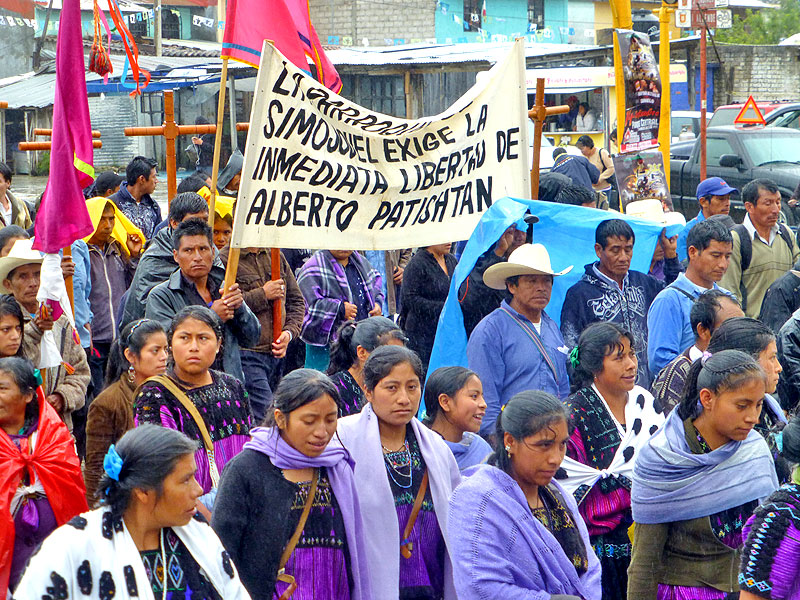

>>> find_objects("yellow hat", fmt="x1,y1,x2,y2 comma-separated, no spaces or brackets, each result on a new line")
84,197,146,256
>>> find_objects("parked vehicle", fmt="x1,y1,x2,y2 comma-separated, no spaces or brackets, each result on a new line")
669,126,800,225
766,103,800,129
671,110,710,143
708,101,787,127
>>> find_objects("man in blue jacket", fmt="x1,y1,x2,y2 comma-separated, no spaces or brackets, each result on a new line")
551,147,600,193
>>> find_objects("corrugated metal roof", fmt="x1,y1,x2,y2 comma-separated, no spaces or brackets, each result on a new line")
326,41,602,67
0,54,253,108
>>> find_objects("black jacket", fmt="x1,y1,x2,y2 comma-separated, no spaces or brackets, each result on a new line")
778,309,800,413
760,265,800,334
400,249,457,370
458,249,507,337
211,449,298,600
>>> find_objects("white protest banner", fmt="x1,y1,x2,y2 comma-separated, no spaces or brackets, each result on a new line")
230,39,530,251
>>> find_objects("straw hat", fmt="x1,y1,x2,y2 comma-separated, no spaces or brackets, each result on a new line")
483,243,573,290
625,199,686,228
0,238,43,293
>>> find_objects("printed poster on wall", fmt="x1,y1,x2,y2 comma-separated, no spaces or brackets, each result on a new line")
613,151,671,210
230,40,530,251
617,29,662,154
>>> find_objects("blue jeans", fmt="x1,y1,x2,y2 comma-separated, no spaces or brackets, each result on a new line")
240,349,282,424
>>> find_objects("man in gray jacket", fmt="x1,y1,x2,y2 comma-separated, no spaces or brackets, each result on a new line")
145,219,260,383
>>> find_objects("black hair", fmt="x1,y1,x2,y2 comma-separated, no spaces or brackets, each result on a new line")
94,171,124,196
172,218,213,251
0,295,24,357
423,366,478,424
779,415,800,463
0,163,11,183
686,218,732,254
97,424,198,517
105,319,166,386
195,116,210,125
595,218,635,248
125,156,157,186
707,316,775,361
0,356,37,396
610,128,618,143
264,368,341,426
168,305,223,344
169,192,208,224
742,178,780,207
488,390,569,475
570,322,635,392
690,289,740,342
677,349,765,420
326,316,407,375
576,135,595,149
552,147,567,159
0,225,29,256
556,184,596,206
578,102,590,112
362,345,423,392
176,175,208,195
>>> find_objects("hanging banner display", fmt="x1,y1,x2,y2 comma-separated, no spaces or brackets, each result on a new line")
616,29,662,154
230,40,530,251
613,151,671,210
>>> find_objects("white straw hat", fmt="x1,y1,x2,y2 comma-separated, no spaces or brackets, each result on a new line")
483,243,573,290
0,238,43,294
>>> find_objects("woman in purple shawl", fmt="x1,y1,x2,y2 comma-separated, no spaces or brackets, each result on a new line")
211,369,372,600
447,390,602,600
423,366,492,471
336,345,461,600
628,350,779,600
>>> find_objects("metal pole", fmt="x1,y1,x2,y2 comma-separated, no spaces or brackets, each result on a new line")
658,5,672,188
700,23,707,180
154,0,162,56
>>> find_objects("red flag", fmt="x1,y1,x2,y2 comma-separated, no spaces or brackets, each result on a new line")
32,0,94,254
221,0,342,92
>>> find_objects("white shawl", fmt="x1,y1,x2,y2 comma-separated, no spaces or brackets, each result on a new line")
13,508,250,600
335,404,461,600
559,385,665,500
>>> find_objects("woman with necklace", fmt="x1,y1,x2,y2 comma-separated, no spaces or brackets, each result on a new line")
628,350,778,599
134,306,252,515
212,369,372,600
423,366,492,471
14,424,250,600
447,390,601,599
327,316,408,416
337,345,460,599
85,319,167,503
559,322,665,600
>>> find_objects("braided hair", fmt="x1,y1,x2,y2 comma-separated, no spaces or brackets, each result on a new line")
677,349,765,420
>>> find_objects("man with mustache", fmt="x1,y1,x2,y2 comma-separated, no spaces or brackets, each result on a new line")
467,244,573,442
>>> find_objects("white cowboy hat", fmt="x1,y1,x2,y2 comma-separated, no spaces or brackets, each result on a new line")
483,243,573,290
625,199,686,228
0,238,43,294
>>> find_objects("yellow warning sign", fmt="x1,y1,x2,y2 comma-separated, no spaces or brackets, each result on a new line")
734,96,766,125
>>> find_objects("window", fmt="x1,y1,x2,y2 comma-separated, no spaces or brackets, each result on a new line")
339,75,407,118
705,137,734,167
528,0,545,29
463,0,481,32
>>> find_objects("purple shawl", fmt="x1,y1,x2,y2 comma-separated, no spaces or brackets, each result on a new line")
631,408,778,524
243,427,373,600
447,464,602,600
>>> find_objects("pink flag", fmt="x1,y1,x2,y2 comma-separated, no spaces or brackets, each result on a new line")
33,0,94,254
222,0,342,93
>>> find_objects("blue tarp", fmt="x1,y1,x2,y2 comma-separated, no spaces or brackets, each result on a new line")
422,197,683,416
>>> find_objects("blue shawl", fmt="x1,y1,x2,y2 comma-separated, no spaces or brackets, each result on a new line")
444,432,493,471
631,408,778,525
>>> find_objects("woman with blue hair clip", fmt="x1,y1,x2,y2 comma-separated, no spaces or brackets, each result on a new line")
15,424,250,600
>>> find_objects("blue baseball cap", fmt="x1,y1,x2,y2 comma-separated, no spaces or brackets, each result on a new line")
696,177,737,200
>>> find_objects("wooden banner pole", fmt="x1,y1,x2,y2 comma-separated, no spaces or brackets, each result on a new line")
208,58,229,229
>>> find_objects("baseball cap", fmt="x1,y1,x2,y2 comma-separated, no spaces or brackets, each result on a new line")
696,177,737,200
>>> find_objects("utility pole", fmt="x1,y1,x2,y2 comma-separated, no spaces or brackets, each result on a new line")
154,0,162,56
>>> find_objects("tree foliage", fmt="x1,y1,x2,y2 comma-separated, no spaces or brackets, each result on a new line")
715,0,800,44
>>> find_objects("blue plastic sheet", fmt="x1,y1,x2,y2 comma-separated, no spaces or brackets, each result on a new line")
421,197,683,416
